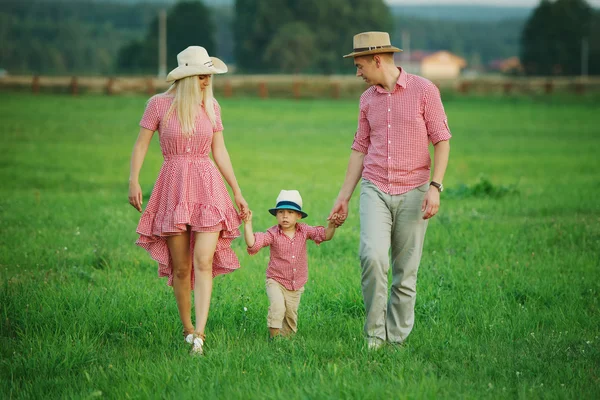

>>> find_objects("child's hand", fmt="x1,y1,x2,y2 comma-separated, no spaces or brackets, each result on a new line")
329,213,342,228
242,209,253,223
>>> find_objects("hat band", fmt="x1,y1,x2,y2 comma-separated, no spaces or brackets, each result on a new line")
353,45,393,52
276,201,301,210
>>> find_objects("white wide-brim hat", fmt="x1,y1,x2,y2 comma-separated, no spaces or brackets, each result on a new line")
166,46,228,83
343,31,402,58
269,190,308,219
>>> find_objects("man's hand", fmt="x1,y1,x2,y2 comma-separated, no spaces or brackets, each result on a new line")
421,186,440,219
328,200,348,227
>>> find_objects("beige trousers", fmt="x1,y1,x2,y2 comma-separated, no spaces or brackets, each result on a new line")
359,179,429,344
266,278,305,335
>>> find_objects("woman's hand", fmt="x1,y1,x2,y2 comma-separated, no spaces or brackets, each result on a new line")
129,181,143,212
235,193,249,219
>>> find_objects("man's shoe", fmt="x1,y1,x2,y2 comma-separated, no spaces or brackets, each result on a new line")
367,337,384,350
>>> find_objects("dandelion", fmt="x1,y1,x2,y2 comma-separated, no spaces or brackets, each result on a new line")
243,307,248,312
63,247,68,251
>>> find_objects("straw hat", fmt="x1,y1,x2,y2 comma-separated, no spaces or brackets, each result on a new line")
166,46,227,83
343,31,402,58
268,190,308,219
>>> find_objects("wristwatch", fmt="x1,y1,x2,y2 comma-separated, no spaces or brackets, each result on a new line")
430,181,444,192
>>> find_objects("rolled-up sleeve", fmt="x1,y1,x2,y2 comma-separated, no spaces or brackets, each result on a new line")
305,225,326,245
351,97,371,154
423,83,452,144
247,231,273,255
139,96,160,131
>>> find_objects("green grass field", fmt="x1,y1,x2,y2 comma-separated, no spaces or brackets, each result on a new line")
1,92,599,399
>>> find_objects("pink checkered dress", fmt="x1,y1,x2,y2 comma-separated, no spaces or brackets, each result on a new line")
135,94,241,287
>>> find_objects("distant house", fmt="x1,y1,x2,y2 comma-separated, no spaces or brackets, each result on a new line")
488,57,524,75
395,50,467,79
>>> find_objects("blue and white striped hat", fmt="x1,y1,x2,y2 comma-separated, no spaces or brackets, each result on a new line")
268,190,308,219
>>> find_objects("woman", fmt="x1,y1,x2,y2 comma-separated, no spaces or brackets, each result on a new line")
128,46,248,356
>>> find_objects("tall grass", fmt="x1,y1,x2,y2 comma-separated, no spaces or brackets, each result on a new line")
0,93,598,399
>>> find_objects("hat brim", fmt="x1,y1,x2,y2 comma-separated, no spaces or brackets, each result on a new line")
269,206,308,219
166,57,228,82
343,47,402,59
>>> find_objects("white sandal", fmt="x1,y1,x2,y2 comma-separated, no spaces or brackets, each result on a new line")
185,333,205,356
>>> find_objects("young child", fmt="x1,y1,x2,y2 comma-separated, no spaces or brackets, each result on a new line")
242,190,337,339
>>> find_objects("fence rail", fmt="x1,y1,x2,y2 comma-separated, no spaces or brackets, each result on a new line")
2,75,600,98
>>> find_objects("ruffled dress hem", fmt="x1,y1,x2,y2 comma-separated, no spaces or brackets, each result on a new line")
135,202,242,288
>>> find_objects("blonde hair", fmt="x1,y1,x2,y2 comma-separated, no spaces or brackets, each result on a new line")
165,75,217,137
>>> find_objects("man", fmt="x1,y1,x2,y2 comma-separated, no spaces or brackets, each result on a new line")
329,32,451,349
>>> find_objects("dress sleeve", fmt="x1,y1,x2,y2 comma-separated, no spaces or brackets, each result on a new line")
247,231,273,255
139,96,161,131
213,99,224,133
305,225,326,245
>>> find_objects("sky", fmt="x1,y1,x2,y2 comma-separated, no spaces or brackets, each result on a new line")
387,0,600,7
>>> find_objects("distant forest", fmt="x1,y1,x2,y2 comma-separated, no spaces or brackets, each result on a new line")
0,0,535,75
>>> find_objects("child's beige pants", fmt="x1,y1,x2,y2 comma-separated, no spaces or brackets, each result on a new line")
266,278,304,335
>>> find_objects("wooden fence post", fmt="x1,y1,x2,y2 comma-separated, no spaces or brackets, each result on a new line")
70,76,78,96
32,76,40,94
331,82,340,99
258,82,268,99
544,80,553,94
106,78,115,95
503,82,513,95
292,81,301,99
458,81,470,94
224,80,233,98
146,78,154,96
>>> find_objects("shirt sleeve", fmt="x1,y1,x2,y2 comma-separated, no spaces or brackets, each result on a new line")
213,99,224,133
423,83,452,144
247,231,273,255
350,96,371,154
139,95,160,131
305,225,326,245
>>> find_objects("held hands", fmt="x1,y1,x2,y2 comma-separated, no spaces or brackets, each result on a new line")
242,209,253,223
328,199,348,227
421,186,440,219
128,181,143,212
235,193,249,220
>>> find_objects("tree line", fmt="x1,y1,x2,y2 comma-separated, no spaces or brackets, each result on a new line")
0,0,598,76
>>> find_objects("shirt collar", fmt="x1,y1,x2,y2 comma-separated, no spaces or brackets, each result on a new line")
276,223,303,235
374,67,407,94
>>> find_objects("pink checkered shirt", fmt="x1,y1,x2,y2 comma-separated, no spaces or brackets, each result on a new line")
247,223,326,290
351,68,452,195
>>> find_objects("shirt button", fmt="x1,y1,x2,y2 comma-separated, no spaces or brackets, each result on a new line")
292,255,295,259
186,147,191,153
388,109,391,112
388,124,391,128
388,141,391,144
293,268,296,272
388,156,391,159
388,94,391,97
